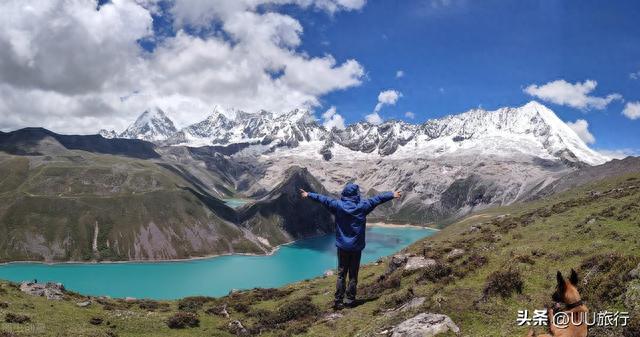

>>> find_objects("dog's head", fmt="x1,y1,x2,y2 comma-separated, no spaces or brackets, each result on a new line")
552,269,581,305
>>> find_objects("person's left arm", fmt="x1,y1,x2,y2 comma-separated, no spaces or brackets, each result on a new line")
365,191,401,212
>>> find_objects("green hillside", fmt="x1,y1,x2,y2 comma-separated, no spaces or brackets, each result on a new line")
0,152,266,262
1,168,639,336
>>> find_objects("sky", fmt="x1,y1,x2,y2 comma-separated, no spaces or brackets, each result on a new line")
0,0,639,157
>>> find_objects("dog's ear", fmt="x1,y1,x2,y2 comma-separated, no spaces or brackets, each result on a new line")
569,269,579,286
556,271,564,287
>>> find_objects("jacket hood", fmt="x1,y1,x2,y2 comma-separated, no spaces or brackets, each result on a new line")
341,183,360,202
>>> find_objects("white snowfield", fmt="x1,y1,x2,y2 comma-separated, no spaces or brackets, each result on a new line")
107,101,608,166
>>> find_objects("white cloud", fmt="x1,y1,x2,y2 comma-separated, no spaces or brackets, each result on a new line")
623,102,640,120
396,70,404,78
630,71,640,80
364,112,383,125
404,111,415,119
0,0,366,133
373,89,402,113
321,106,345,130
566,119,595,144
524,79,622,110
596,148,638,160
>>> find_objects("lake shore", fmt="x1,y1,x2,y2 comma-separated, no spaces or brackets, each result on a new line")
0,223,437,266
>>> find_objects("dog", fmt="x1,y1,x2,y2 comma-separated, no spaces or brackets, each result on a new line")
526,269,588,337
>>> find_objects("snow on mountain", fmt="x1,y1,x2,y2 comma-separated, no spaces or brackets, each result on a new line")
117,101,608,166
119,107,177,142
99,129,117,139
164,107,324,147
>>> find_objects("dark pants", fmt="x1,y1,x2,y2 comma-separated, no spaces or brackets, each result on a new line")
335,247,362,305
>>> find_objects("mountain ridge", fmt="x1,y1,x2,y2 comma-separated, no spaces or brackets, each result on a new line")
107,101,608,166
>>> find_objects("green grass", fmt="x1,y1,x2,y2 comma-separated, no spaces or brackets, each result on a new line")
2,172,640,336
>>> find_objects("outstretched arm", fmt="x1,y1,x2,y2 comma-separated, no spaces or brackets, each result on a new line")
365,191,401,212
300,189,339,213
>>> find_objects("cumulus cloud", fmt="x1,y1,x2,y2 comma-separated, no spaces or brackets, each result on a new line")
321,106,345,130
524,79,622,110
364,112,383,125
373,89,402,113
396,70,404,78
566,119,595,144
404,111,415,119
623,102,640,120
630,71,640,80
0,0,366,133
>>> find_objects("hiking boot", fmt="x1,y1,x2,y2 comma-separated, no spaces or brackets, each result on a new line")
344,300,356,308
332,302,344,310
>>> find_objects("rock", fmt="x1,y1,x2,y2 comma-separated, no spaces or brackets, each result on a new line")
89,317,103,325
124,297,137,302
398,297,426,312
19,282,65,300
228,320,249,336
205,304,229,318
391,313,460,337
387,254,410,274
446,249,465,260
324,269,335,277
629,263,640,279
404,257,437,271
625,280,640,311
320,312,344,322
468,225,481,233
76,301,91,308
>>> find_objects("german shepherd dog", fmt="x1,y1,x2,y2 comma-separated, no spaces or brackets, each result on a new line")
527,269,588,337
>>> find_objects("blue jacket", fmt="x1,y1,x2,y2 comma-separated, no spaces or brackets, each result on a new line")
308,183,394,251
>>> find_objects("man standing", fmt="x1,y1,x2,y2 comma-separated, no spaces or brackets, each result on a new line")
300,183,401,309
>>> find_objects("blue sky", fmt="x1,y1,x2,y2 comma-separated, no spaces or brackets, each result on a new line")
1,0,638,156
280,0,640,154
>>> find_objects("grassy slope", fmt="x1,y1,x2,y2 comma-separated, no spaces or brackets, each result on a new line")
0,153,263,262
1,172,640,336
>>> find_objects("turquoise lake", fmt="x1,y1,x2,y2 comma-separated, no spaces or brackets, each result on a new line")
0,227,435,300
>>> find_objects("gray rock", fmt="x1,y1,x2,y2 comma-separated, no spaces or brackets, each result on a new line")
404,257,437,271
391,313,460,337
324,269,335,277
625,280,640,311
629,263,640,279
446,249,465,260
19,282,65,300
387,254,410,274
76,301,91,308
398,297,426,312
228,320,249,336
320,312,344,322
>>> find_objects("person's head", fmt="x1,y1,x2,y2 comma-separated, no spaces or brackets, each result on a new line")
341,182,360,198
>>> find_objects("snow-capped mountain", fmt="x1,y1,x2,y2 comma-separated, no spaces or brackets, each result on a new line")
119,107,177,142
99,129,117,139
115,101,607,166
164,107,324,148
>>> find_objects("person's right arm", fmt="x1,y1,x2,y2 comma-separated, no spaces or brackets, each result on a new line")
300,189,339,213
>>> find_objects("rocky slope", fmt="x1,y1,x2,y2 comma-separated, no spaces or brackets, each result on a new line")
3,167,640,336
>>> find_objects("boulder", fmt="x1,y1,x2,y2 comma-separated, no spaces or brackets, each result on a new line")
76,301,91,308
387,254,410,274
19,282,65,300
404,257,437,271
625,280,640,311
392,313,460,337
446,249,465,260
398,297,426,312
629,263,640,279
324,269,335,277
228,320,249,336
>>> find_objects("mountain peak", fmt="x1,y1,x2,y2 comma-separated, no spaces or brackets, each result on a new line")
120,107,178,142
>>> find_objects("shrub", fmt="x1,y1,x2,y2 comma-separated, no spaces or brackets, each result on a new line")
624,313,640,337
417,263,453,283
166,312,200,329
0,331,17,337
483,269,524,298
580,254,639,309
231,302,250,313
254,296,320,331
177,296,214,312
89,317,103,325
5,313,30,324
0,302,8,309
360,273,402,298
138,299,169,311
250,288,293,301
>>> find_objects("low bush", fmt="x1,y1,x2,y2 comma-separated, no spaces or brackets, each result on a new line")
360,273,402,298
177,296,214,312
89,317,103,325
252,296,320,332
166,312,200,329
483,269,524,298
5,313,30,324
417,263,453,283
